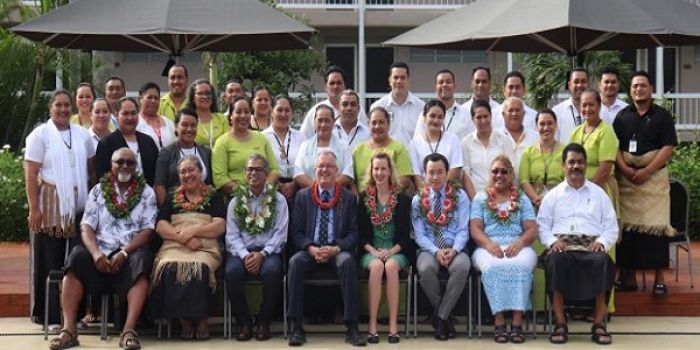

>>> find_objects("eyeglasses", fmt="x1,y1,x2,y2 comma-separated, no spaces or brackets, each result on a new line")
112,159,137,167
490,168,510,176
245,166,266,173
195,92,213,98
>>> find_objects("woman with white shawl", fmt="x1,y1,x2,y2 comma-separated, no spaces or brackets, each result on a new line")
24,90,96,325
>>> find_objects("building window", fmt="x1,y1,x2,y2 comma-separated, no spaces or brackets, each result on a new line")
409,48,435,63
695,45,700,63
462,50,487,64
436,50,461,63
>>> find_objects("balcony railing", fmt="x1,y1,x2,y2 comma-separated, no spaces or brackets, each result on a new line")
276,0,474,10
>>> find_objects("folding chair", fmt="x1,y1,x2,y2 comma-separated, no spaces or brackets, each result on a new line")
413,267,473,338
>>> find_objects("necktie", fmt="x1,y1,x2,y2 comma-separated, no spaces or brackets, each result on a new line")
319,190,331,245
433,191,445,249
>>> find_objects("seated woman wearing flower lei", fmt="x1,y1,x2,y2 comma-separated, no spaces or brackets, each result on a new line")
151,155,226,340
469,155,538,344
358,153,413,344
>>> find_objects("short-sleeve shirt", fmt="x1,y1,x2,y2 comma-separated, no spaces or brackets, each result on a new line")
414,103,475,140
196,112,230,149
461,130,514,193
261,127,306,179
81,182,158,255
370,92,425,146
211,131,279,190
352,139,413,192
613,103,677,155
408,131,463,178
518,143,565,188
135,114,177,150
25,123,96,185
569,121,619,178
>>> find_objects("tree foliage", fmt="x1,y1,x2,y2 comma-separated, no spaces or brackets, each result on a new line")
515,51,634,111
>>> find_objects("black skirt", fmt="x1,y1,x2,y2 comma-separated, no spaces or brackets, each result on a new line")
545,251,615,301
617,230,670,269
150,264,213,319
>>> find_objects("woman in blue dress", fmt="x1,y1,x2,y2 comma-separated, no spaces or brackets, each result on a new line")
469,155,538,344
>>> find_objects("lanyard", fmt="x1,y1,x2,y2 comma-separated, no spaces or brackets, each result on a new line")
426,132,443,155
180,145,198,157
61,127,72,150
443,106,457,132
273,129,291,165
337,124,360,147
570,105,581,126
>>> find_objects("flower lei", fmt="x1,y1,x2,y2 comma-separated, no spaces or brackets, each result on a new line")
311,182,342,209
232,183,278,236
364,185,399,225
172,184,213,213
100,172,146,219
486,185,520,225
418,182,458,231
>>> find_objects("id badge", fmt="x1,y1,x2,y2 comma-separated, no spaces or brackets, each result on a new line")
628,139,638,153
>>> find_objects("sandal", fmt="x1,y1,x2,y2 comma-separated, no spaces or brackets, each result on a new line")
493,324,508,343
653,283,668,296
509,325,525,344
549,323,568,344
591,323,612,345
81,314,99,324
367,332,379,344
49,329,79,350
119,329,142,350
388,333,400,344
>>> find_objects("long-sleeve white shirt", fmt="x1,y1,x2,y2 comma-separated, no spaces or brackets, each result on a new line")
225,189,289,259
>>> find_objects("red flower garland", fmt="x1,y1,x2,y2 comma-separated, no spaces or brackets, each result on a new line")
173,183,212,212
487,185,520,224
419,184,457,230
311,182,342,209
364,186,398,225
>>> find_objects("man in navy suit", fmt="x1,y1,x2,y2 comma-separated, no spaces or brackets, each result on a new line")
287,150,366,347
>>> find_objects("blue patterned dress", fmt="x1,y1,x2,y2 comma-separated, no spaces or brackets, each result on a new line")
470,191,537,314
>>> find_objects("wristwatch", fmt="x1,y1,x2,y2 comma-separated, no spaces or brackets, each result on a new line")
260,250,269,258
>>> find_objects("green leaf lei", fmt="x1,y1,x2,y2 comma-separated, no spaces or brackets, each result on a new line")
232,183,278,236
100,172,146,219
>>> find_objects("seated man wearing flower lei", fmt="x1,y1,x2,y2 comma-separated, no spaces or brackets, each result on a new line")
411,152,471,341
224,154,288,342
51,148,157,350
287,150,366,347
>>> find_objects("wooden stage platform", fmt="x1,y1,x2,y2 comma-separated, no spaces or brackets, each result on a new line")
1,241,698,317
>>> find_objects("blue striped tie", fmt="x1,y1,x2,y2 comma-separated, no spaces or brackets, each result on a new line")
433,191,445,249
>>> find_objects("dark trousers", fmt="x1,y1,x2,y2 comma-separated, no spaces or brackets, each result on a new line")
286,251,359,324
224,253,283,324
29,233,79,324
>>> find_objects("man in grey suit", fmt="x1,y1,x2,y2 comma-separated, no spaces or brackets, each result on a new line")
287,150,366,347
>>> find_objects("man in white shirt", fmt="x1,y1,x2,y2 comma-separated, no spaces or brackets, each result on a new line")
300,66,367,138
104,76,126,129
599,66,628,125
223,79,246,117
551,68,589,142
500,97,538,171
461,66,500,123
414,69,473,139
492,71,538,131
537,143,617,345
369,62,425,146
335,90,370,152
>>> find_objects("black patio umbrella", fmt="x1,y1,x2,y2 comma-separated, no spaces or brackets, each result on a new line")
11,0,315,55
384,0,700,55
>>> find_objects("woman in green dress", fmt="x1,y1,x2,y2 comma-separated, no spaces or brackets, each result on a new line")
569,88,620,314
519,109,565,312
358,153,413,344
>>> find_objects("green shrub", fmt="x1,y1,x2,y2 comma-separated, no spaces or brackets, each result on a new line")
668,142,700,240
0,145,28,242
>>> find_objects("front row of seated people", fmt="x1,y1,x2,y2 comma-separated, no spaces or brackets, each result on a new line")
51,144,617,350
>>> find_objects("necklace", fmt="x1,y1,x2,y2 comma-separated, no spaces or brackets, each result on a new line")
364,185,398,225
486,185,520,225
311,183,342,210
172,183,212,212
100,172,145,219
232,183,278,235
418,183,457,230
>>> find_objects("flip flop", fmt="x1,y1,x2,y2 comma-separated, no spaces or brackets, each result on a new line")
653,283,668,296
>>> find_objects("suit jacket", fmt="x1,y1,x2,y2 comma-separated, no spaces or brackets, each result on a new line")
358,191,415,266
154,142,213,189
95,130,159,186
291,186,358,254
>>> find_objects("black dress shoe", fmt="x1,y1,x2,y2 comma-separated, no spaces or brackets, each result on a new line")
387,333,400,344
255,322,270,341
345,327,367,346
288,327,306,346
434,318,449,341
447,317,456,339
367,333,379,344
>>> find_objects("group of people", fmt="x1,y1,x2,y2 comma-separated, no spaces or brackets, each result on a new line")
23,61,677,350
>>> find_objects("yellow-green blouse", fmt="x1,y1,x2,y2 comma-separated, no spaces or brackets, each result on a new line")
196,112,230,149
352,139,413,192
212,131,279,190
518,143,565,190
